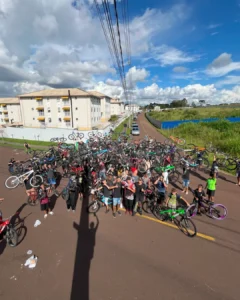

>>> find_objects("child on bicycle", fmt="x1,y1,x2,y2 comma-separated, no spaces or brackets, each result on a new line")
193,184,207,215
165,188,190,222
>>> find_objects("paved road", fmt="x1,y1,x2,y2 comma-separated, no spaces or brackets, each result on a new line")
0,114,239,300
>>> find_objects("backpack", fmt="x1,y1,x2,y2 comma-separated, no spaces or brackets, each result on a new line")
61,187,69,201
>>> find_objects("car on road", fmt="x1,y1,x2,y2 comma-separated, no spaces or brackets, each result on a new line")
132,125,140,136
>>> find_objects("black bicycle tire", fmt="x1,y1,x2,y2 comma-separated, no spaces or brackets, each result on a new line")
50,138,57,142
87,201,100,214
179,217,197,237
142,201,152,214
68,134,75,140
60,137,67,142
30,175,43,188
6,227,18,247
78,132,84,139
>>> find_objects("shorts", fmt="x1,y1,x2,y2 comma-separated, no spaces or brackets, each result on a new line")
48,178,56,185
41,203,49,211
182,179,190,187
103,197,109,205
113,197,121,206
207,189,215,197
236,171,240,178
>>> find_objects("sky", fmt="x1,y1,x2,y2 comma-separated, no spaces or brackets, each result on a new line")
0,0,240,105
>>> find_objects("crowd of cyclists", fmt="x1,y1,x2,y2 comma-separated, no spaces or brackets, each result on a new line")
1,126,230,242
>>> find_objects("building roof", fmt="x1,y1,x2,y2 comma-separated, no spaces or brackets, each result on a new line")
111,98,123,104
18,88,94,98
88,91,111,98
0,98,20,104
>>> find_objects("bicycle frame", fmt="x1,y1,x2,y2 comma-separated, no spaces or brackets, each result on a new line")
16,170,34,184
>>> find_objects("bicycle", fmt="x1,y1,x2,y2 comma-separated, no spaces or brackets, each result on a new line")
0,202,18,247
50,137,67,143
165,136,185,146
68,132,84,141
187,199,227,220
5,169,43,189
154,205,197,237
87,190,113,214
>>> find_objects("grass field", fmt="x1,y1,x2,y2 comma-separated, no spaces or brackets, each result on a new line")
150,107,240,121
159,119,240,157
112,117,132,139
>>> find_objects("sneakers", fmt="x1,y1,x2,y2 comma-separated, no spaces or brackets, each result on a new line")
72,210,75,213
49,211,54,215
186,191,188,195
105,209,110,214
44,214,48,219
117,211,122,216
113,212,116,218
67,209,70,212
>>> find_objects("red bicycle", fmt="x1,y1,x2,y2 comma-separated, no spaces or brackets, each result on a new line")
0,201,18,247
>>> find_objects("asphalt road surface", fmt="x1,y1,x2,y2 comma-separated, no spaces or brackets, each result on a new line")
0,113,239,300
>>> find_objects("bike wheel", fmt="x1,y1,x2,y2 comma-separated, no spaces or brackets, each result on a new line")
50,138,57,142
78,133,84,139
177,138,185,146
185,204,197,218
87,201,101,213
138,162,148,173
226,159,237,171
201,157,210,169
88,132,93,138
168,171,179,183
210,204,227,220
5,176,19,189
60,137,67,142
6,227,18,247
154,205,168,221
178,217,197,237
142,201,152,214
30,175,43,188
68,134,75,140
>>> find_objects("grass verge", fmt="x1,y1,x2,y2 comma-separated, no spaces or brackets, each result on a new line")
112,117,132,139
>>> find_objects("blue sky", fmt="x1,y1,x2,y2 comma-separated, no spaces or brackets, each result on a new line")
0,0,240,104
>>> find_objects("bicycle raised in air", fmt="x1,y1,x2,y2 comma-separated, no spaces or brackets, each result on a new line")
154,205,197,237
165,136,185,146
5,169,43,189
50,137,67,143
68,132,84,141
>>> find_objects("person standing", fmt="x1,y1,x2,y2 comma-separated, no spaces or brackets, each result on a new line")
154,175,168,205
67,174,79,212
205,172,217,202
133,178,145,216
112,177,122,218
124,176,136,215
24,142,31,154
39,184,54,218
236,160,240,186
182,165,190,195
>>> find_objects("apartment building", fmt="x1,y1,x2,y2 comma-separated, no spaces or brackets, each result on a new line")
125,104,140,113
0,98,22,125
19,88,101,130
110,98,125,115
89,91,111,122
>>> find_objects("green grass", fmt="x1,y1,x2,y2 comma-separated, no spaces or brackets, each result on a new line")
109,115,119,122
112,117,132,139
149,107,240,122
159,119,240,157
1,137,54,146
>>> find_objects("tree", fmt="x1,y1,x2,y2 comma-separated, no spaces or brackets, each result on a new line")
192,101,197,108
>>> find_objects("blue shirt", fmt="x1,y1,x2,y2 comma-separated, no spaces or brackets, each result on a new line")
156,181,165,193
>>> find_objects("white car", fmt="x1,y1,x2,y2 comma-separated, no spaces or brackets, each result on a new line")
132,126,140,136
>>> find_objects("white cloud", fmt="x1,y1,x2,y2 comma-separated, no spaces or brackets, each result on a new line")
211,32,218,36
173,66,189,73
207,23,222,29
149,45,199,66
206,53,240,77
126,66,149,88
216,76,240,87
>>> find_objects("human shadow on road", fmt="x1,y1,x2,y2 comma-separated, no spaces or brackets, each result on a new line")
70,192,99,300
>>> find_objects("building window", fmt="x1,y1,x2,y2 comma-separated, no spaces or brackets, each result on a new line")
64,112,70,116
38,111,44,116
76,118,78,121
32,108,34,111
75,97,77,99
58,107,60,112
37,101,43,106
75,107,78,110
33,118,35,120
48,118,51,123
66,121,71,127
58,118,62,122
48,109,51,113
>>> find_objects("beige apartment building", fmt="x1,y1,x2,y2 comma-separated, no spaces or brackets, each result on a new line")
110,98,125,115
0,98,22,125
89,91,111,122
19,88,101,130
